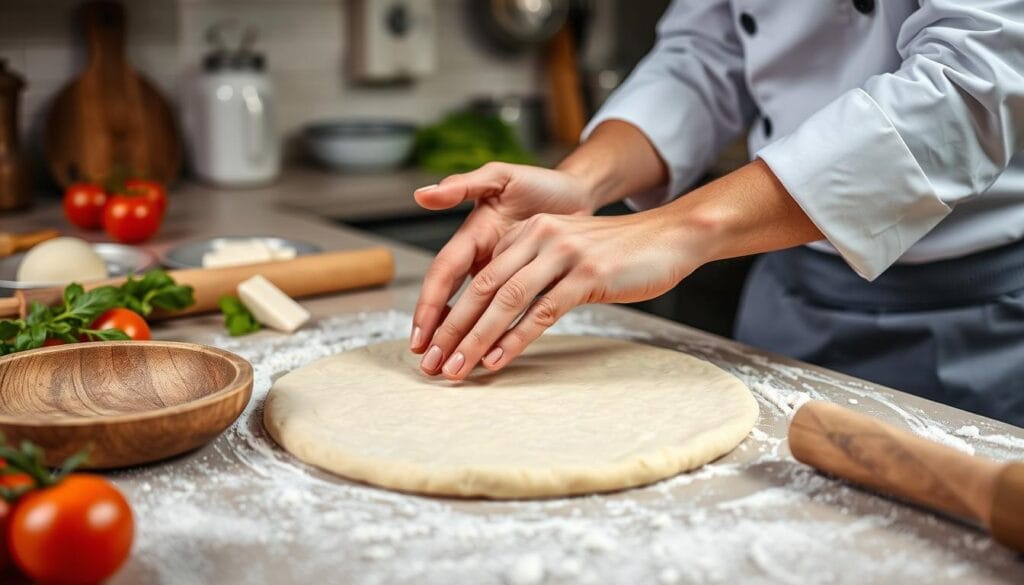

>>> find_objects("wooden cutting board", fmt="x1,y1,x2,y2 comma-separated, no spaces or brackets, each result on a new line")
44,0,181,187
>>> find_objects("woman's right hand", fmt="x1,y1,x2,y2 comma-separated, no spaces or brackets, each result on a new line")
409,161,599,353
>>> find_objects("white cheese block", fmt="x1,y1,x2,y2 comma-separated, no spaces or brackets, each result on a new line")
237,275,310,333
203,240,297,268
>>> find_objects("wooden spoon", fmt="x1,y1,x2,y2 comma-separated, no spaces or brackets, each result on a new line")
789,400,1024,553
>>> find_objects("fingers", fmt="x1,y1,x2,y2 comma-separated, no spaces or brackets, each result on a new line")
480,279,581,372
414,163,511,211
419,240,537,368
411,235,478,354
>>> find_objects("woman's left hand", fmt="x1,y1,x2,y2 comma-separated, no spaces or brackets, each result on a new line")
419,210,701,380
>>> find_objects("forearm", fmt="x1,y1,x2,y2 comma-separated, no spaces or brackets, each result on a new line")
557,120,669,211
656,158,824,264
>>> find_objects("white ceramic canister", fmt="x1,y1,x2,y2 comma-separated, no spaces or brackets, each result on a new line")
187,44,280,187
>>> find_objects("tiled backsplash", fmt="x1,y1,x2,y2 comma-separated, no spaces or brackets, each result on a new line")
0,0,543,179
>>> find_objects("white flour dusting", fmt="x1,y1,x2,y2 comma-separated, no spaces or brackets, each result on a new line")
112,310,1024,585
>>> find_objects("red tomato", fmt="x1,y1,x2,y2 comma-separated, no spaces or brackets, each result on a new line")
0,499,9,572
0,458,33,494
62,183,107,230
9,474,134,585
124,179,167,218
91,308,151,341
103,193,161,244
42,338,66,347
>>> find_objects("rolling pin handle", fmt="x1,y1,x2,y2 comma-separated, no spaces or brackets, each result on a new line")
990,462,1024,553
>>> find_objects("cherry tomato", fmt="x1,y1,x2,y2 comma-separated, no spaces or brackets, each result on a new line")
0,459,33,494
62,183,107,230
103,193,161,244
42,338,66,347
124,179,167,218
9,474,133,585
91,308,151,341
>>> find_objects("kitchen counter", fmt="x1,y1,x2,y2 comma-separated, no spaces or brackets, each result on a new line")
1,177,1023,584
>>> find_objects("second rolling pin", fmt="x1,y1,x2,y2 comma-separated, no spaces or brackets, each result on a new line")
789,400,1024,553
0,247,395,319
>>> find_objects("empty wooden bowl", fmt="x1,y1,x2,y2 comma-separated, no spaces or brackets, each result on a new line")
0,341,252,468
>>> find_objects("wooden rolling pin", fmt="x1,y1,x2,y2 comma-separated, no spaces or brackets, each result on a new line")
0,247,394,319
0,229,60,257
789,400,1024,553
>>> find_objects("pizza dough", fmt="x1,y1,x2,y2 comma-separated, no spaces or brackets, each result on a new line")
17,237,107,283
264,335,758,499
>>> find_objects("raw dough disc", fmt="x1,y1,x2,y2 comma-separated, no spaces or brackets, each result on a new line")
264,335,758,499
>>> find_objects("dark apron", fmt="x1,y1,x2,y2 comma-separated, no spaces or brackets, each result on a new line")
735,242,1024,428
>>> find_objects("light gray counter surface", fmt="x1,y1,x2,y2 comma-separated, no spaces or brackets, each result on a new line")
2,172,1022,584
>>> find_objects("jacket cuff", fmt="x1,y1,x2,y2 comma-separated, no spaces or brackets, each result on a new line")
583,84,716,211
757,89,951,280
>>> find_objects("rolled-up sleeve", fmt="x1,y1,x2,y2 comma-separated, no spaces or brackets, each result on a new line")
583,0,755,210
758,1,1024,280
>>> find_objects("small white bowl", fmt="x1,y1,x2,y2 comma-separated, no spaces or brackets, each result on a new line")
304,120,417,172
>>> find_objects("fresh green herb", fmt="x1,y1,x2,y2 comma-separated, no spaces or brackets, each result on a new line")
115,269,195,316
414,112,535,174
218,295,261,337
0,270,195,355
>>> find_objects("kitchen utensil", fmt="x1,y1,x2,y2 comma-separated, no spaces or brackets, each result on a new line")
473,0,570,51
162,236,321,270
0,247,395,319
0,59,31,211
0,242,158,296
789,400,1024,553
469,95,546,152
304,120,416,172
545,24,586,147
0,341,252,468
44,1,182,187
186,22,280,187
0,229,60,258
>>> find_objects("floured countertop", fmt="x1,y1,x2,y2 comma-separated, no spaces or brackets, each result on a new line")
3,180,1021,584
110,309,1024,585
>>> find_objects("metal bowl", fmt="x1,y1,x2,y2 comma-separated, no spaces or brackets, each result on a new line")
303,120,417,172
0,243,159,296
162,236,322,269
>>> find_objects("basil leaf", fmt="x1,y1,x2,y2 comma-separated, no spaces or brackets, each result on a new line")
0,320,23,341
219,296,261,337
88,328,131,342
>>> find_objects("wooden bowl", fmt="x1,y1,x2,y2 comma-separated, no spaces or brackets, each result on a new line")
0,341,252,469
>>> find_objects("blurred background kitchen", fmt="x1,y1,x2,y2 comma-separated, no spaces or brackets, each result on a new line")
0,0,754,337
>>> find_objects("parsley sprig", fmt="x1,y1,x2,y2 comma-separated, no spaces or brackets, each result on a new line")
0,270,195,355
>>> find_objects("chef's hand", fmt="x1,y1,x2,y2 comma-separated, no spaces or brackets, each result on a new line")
409,162,599,354
418,209,699,379
414,157,825,380
410,121,671,356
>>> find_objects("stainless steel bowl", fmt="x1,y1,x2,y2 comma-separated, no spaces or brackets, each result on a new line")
0,243,159,296
162,236,322,269
303,120,417,173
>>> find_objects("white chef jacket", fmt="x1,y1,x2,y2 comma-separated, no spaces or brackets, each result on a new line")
584,0,1024,280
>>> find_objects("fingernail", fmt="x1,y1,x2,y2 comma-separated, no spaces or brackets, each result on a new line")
421,345,443,371
410,326,422,349
484,347,503,366
415,184,438,192
443,351,465,376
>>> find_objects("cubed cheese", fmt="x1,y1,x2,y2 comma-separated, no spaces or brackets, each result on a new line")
237,275,310,333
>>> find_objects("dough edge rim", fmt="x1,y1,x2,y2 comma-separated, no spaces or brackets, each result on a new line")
263,336,760,499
